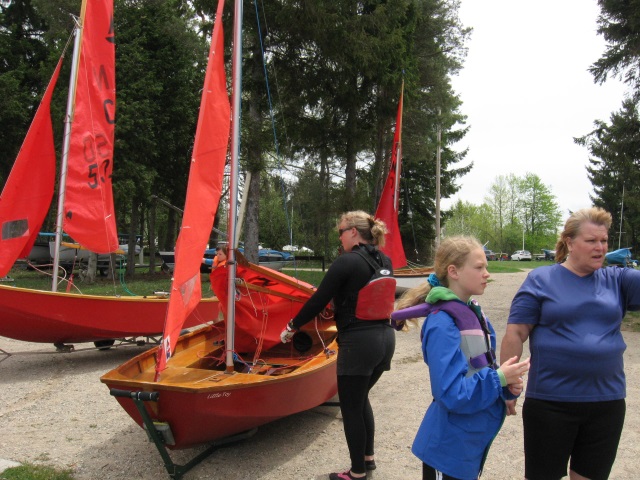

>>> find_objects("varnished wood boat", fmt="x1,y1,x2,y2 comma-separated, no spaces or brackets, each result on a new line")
393,265,435,294
101,1,338,457
100,258,338,449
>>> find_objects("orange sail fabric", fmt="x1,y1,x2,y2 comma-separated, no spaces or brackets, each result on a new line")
210,261,316,353
375,86,407,268
156,0,230,377
63,0,118,254
0,58,63,277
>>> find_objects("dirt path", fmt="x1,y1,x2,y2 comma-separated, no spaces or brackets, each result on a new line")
0,271,638,479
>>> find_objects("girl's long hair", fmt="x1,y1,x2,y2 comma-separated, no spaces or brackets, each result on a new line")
395,236,482,323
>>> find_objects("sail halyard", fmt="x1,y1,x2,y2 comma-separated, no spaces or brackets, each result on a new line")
0,58,63,278
375,82,407,268
154,0,230,379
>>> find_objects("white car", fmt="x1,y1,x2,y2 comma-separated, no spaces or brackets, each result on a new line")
511,250,532,261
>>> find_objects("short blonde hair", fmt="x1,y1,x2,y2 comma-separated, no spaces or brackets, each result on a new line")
555,207,612,263
338,210,388,248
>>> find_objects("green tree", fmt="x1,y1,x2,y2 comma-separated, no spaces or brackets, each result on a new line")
518,173,562,254
113,0,205,267
583,0,640,252
590,0,640,91
0,0,477,273
0,0,53,184
446,174,562,256
386,0,471,262
576,99,640,251
485,175,512,251
444,199,495,244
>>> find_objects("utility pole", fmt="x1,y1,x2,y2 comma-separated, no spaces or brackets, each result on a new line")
619,183,625,250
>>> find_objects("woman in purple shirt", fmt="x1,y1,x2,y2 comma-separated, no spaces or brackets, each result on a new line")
501,207,640,480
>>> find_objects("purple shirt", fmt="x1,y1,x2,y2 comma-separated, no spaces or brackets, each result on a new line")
508,264,640,402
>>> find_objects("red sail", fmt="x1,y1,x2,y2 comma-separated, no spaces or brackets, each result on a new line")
375,85,407,268
210,260,316,353
156,0,230,377
63,0,118,254
0,58,63,277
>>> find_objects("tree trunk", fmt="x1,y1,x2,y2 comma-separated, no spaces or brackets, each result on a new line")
126,198,139,278
148,201,157,272
86,252,98,283
344,77,359,211
244,172,261,263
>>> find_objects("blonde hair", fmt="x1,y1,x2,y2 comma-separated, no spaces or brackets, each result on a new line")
395,236,483,325
555,207,612,263
338,210,388,248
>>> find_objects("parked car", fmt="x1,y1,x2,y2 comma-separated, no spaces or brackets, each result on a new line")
484,249,496,261
541,249,556,261
511,250,532,261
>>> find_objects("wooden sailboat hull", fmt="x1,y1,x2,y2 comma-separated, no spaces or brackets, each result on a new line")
0,284,218,344
101,322,338,449
393,266,435,295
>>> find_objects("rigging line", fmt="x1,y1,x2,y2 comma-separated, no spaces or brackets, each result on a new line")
253,0,294,249
257,0,292,160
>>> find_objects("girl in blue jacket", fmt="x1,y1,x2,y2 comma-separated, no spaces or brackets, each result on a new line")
393,236,529,480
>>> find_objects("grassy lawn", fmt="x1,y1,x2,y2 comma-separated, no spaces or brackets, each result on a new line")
3,261,326,296
4,265,180,297
1,464,74,480
2,259,551,295
486,259,554,273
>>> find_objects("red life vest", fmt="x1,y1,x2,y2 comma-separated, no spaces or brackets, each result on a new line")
353,249,396,321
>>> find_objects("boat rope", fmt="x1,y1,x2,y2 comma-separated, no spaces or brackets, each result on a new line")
252,298,269,365
253,0,298,268
116,257,138,296
25,261,83,294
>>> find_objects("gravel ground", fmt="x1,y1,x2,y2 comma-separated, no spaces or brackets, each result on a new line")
0,270,638,479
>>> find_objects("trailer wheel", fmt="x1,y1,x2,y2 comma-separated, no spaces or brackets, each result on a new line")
94,339,116,350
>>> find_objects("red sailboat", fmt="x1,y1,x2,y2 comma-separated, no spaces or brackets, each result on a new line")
0,0,218,348
100,0,338,472
375,83,433,294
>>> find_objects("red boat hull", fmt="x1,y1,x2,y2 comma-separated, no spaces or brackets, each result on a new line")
0,284,219,344
101,325,338,449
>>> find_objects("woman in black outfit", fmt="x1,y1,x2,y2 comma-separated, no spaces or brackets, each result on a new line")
280,210,396,480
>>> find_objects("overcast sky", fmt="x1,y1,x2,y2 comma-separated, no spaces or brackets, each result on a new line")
444,0,629,220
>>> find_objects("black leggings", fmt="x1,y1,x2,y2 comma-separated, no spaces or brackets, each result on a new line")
337,370,385,475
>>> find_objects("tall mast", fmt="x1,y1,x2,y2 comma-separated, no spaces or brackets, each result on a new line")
52,11,85,292
225,0,243,373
